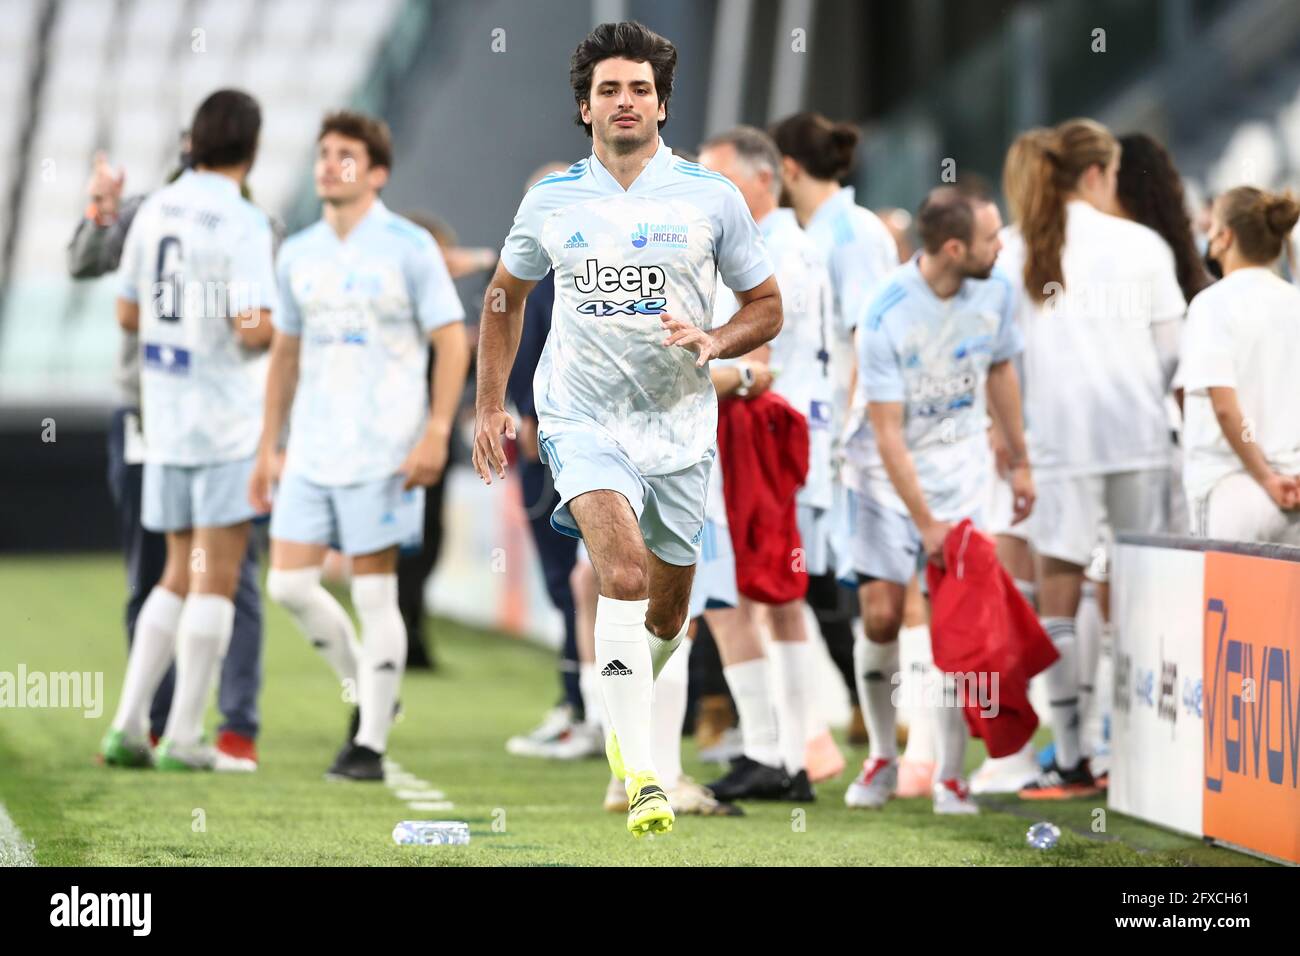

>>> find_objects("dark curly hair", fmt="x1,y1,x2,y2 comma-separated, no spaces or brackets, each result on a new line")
569,21,677,138
1116,133,1212,302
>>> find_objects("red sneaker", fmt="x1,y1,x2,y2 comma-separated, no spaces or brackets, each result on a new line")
215,730,258,772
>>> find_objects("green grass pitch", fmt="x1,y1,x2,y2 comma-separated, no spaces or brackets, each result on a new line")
0,555,1267,866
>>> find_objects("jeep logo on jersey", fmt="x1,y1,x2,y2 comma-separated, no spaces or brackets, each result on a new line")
573,258,667,318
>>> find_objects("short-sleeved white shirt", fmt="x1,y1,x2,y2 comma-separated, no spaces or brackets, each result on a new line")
274,200,465,486
848,259,1024,521
119,170,278,465
1007,200,1186,476
1177,267,1300,500
500,140,773,476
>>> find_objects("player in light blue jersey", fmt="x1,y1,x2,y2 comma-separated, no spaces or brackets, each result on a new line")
102,90,276,771
250,112,470,781
842,187,1035,816
472,22,781,837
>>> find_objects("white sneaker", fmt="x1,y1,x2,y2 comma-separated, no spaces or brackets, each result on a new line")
505,705,574,757
667,775,744,816
603,774,628,813
969,740,1040,794
932,778,980,815
844,757,897,809
696,726,744,764
528,721,603,760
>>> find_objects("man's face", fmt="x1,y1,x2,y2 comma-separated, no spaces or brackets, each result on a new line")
956,201,1003,279
315,131,387,204
698,143,770,219
581,57,664,153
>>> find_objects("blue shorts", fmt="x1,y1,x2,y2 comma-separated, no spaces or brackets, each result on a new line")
538,427,711,567
849,488,984,587
142,455,257,532
270,469,424,556
688,518,738,620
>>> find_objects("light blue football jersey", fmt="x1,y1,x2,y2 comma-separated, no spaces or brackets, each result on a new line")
500,139,773,476
118,169,277,466
849,258,1024,521
274,199,465,486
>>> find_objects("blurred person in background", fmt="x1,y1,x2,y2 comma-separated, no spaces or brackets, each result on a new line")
1179,186,1300,544
499,162,602,761
398,210,496,670
71,132,276,773
844,187,1031,816
100,89,276,772
771,112,900,757
1010,119,1185,800
696,125,836,802
252,111,470,781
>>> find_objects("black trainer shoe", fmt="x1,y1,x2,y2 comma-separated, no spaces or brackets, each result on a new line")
325,743,384,781
706,755,791,801
781,769,816,802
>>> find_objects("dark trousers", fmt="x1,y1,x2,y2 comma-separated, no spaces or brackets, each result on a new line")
520,456,581,716
107,407,263,739
397,472,446,668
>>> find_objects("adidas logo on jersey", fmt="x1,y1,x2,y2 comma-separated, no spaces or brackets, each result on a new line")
563,231,588,249
601,659,632,676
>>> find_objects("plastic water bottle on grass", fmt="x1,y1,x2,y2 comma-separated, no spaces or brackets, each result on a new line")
393,821,470,846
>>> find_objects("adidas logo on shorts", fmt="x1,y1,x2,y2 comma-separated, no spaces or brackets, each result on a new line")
601,659,632,676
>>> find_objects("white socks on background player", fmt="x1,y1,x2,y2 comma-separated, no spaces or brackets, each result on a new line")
266,567,360,690
111,586,184,740
162,593,235,747
650,640,689,786
768,640,810,776
350,574,405,753
1041,616,1082,770
857,636,900,761
723,658,781,768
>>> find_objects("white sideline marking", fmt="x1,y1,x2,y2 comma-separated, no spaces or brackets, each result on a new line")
394,788,446,801
406,801,455,812
0,802,36,867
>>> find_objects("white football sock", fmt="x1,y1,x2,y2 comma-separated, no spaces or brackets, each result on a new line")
646,617,687,680
650,638,689,787
857,637,900,761
111,586,183,739
1041,616,1081,770
579,661,603,731
351,574,405,754
595,596,654,776
768,640,810,775
266,567,359,695
936,674,969,782
1075,586,1103,756
723,658,781,768
899,624,937,764
162,593,235,747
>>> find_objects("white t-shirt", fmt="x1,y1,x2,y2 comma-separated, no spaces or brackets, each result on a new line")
802,186,899,449
1008,200,1186,476
118,170,277,466
500,141,773,477
713,209,836,510
274,200,465,486
1176,267,1300,500
850,258,1024,521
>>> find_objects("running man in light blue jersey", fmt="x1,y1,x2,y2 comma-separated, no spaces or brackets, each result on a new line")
102,90,276,771
250,111,470,782
472,21,782,838
842,187,1035,816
